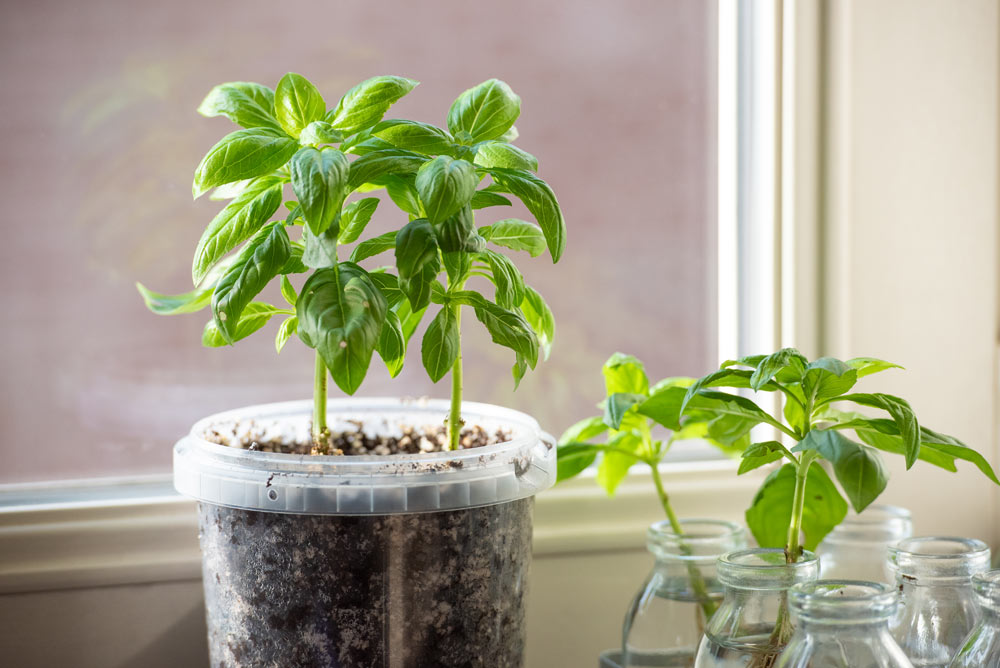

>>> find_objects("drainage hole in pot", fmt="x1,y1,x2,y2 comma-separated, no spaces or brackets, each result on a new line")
267,489,278,501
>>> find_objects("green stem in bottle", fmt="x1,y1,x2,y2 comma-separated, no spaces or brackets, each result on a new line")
447,303,464,450
785,450,817,563
312,351,330,452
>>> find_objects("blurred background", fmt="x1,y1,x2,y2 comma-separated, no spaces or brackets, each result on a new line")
0,0,716,483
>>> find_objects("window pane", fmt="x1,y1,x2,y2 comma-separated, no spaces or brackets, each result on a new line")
0,0,716,483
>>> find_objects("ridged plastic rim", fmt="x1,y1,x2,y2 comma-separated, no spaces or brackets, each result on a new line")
173,398,555,516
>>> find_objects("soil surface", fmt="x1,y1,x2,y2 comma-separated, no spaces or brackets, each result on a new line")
199,498,533,668
204,422,510,456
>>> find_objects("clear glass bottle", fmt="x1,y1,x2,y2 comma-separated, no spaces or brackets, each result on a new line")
694,548,820,668
775,580,913,667
816,505,913,582
621,519,747,668
947,570,1000,667
888,537,991,668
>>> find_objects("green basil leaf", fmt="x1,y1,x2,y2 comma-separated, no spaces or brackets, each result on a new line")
745,462,848,551
520,285,554,360
382,174,423,217
556,443,602,483
479,219,546,257
739,441,786,475
603,353,649,396
750,348,808,389
209,179,251,201
479,249,525,309
197,82,281,131
136,283,212,315
842,417,959,471
837,392,920,469
192,176,284,285
368,271,405,309
373,119,455,155
348,149,427,190
337,198,380,244
280,241,308,274
596,432,643,495
290,146,350,235
603,392,647,430
635,386,687,431
274,73,326,137
472,299,539,369
483,167,565,262
211,223,291,344
447,79,520,143
296,262,388,394
328,76,418,136
421,307,459,382
802,357,859,400
376,310,406,377
192,128,297,199
683,391,773,432
400,262,439,312
202,302,281,347
846,357,904,378
792,429,888,512
436,206,484,254
919,427,1000,484
343,132,396,156
679,369,780,415
280,275,297,306
301,217,340,269
474,141,538,172
299,120,344,146
395,218,438,276
350,230,398,263
559,416,609,445
414,156,477,224
471,190,513,209
275,315,297,353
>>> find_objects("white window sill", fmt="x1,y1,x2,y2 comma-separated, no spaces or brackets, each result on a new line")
0,459,762,595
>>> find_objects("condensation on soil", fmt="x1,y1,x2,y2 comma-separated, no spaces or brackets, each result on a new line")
198,498,533,668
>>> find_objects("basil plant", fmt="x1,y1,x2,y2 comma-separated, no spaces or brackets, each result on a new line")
138,73,565,451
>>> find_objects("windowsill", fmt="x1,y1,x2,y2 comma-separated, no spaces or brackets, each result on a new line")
0,459,762,595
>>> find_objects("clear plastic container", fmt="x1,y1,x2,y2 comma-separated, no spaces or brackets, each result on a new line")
948,569,1000,667
694,548,820,668
621,519,747,667
888,536,991,668
817,505,913,582
175,398,556,668
776,580,913,667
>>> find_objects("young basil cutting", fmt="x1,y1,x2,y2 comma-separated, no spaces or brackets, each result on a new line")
680,348,1000,564
556,353,741,619
137,73,564,453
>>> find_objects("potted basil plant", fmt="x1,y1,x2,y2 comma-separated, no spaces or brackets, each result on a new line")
137,72,565,668
665,349,1000,667
557,353,748,668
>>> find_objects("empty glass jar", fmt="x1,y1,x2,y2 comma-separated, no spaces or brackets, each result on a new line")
947,569,1000,667
888,537,991,668
775,580,913,667
816,505,913,582
621,519,747,668
694,548,820,668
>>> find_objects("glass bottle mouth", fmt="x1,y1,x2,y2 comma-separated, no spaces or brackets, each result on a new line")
973,569,1000,612
819,505,913,544
717,548,820,590
646,519,747,561
887,536,991,582
789,580,898,624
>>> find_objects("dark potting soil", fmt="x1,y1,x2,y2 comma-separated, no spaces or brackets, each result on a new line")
199,498,533,668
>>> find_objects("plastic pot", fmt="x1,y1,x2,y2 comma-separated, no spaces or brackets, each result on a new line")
174,398,555,668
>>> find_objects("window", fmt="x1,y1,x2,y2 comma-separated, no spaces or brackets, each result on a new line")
0,0,718,483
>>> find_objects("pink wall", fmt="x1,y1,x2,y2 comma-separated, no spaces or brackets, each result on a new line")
0,0,716,482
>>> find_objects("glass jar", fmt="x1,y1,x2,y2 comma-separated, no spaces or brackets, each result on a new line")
816,505,913,582
694,548,820,668
947,570,1000,667
621,519,747,668
775,580,913,667
888,537,991,668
